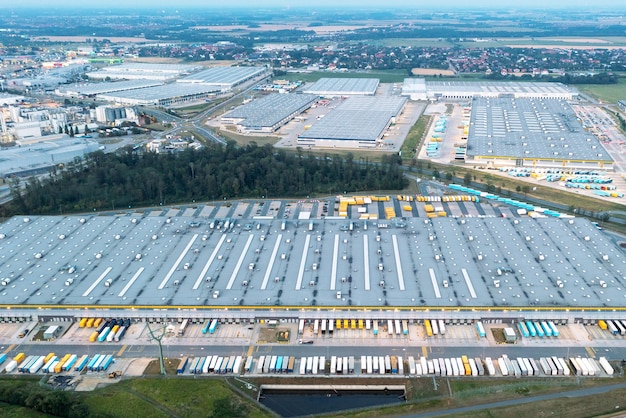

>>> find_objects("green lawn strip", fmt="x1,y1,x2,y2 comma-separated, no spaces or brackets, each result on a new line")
400,114,432,160
81,378,270,418
441,386,626,418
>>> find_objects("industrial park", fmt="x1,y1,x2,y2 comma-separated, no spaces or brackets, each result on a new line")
2,4,626,417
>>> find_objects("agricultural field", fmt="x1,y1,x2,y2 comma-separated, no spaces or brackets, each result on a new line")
280,69,409,83
576,78,626,104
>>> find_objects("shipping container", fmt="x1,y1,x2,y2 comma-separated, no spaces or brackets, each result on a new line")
485,357,496,376
328,318,334,334
469,358,478,376
607,320,619,335
86,318,95,328
518,322,530,338
425,320,433,337
63,354,77,371
321,319,327,334
372,320,378,335
97,327,111,342
569,357,582,376
299,357,306,375
433,358,440,376
43,357,58,373
548,321,560,337
598,357,614,375
614,320,626,335
209,319,218,334
100,355,113,371
432,320,439,335
541,321,553,337
177,357,188,374
450,358,459,376
330,356,337,375
516,357,528,376
404,356,414,375
28,356,45,374
13,353,25,363
558,357,570,376
312,356,319,375
255,356,265,374
379,356,385,375
474,358,484,376
201,320,211,334
209,355,220,373
86,354,101,372
438,320,446,335
233,356,242,374
5,360,18,372
288,356,295,373
535,322,545,337
475,321,486,338
497,358,509,376
90,355,104,372
526,321,537,337
43,352,55,364
598,320,608,330
394,320,401,335
79,318,88,328
523,358,534,376
366,356,373,374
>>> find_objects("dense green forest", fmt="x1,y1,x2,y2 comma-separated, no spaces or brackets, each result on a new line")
5,143,407,216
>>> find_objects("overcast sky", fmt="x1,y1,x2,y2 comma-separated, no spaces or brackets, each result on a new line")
3,0,626,9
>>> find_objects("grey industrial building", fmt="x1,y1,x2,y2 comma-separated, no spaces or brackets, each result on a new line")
177,66,268,90
56,80,163,98
402,78,579,101
0,199,625,324
221,93,318,133
465,97,613,170
0,137,101,177
87,63,203,82
302,78,380,97
96,84,221,107
298,96,407,149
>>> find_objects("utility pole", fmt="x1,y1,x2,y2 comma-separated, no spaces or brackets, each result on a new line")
146,322,168,375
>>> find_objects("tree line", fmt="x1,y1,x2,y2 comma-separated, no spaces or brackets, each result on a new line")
6,142,407,216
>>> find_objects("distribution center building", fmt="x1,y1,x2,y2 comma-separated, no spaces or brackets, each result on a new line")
298,96,407,149
177,66,268,90
402,78,579,101
220,93,318,133
302,78,380,97
1,196,626,324
465,97,613,170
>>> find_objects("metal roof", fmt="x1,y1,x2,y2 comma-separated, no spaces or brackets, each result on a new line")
406,79,579,99
223,93,318,129
299,96,407,142
302,78,379,96
177,66,266,88
58,80,163,96
466,97,613,162
97,84,220,104
0,201,622,309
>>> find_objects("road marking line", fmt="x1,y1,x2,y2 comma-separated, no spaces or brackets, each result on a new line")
117,345,127,357
247,345,254,358
3,344,15,354
422,346,428,358
585,346,596,358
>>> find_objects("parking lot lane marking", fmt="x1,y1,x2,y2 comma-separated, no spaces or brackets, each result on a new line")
247,345,254,358
585,346,596,358
422,346,428,358
117,345,127,357
3,344,15,354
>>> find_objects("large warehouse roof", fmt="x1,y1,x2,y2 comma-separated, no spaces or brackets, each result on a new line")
0,211,623,309
87,63,202,81
299,96,406,142
302,78,379,97
177,66,266,88
222,93,318,130
402,78,579,100
97,84,220,106
57,80,163,96
466,97,612,163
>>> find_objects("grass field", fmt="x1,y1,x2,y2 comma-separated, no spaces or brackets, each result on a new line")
82,378,270,418
576,78,626,104
400,114,432,160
